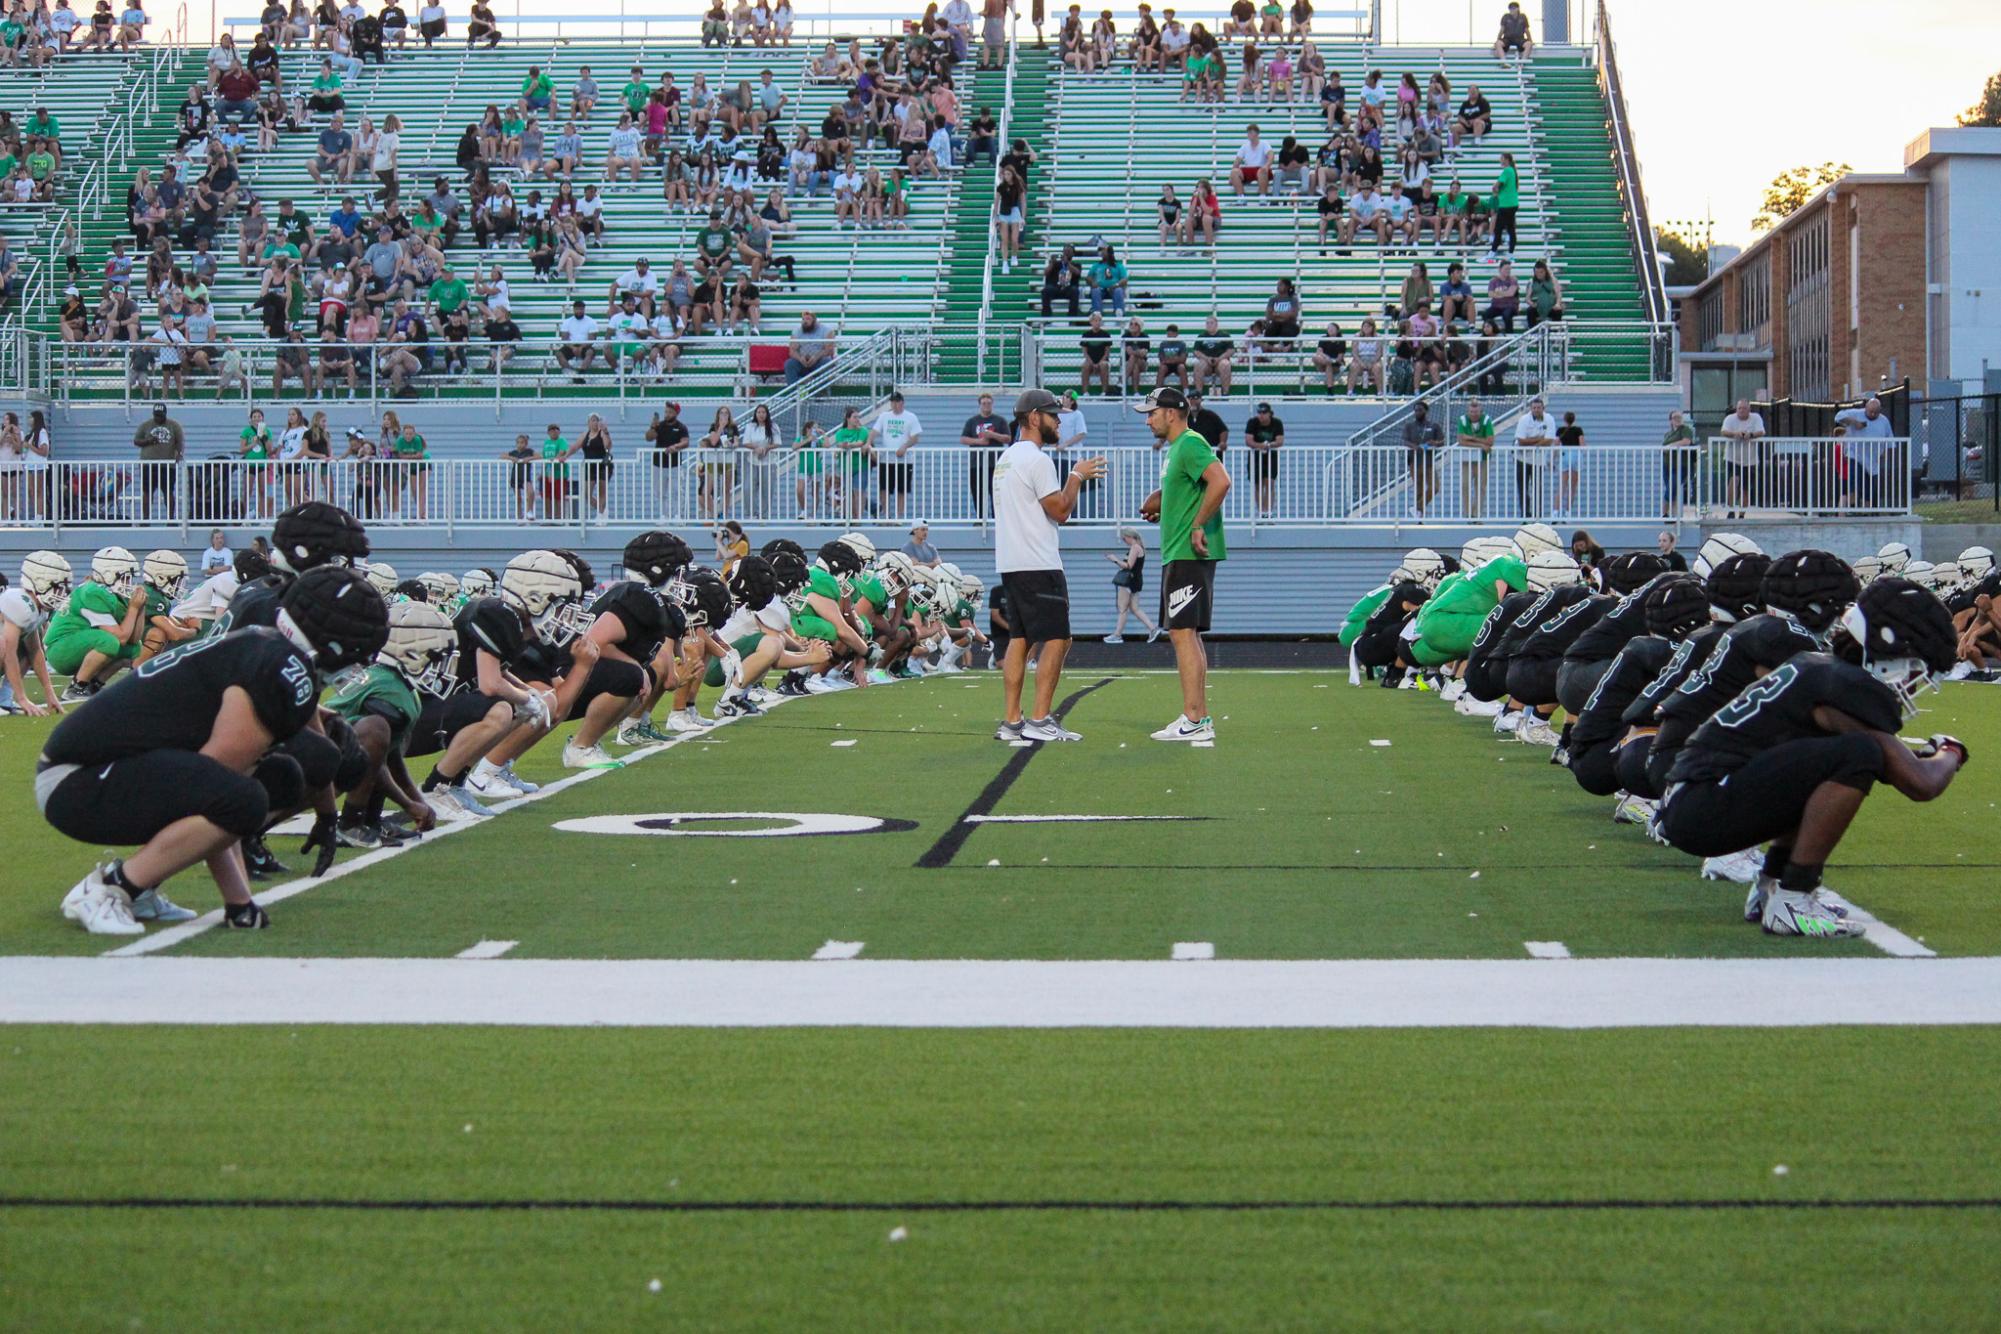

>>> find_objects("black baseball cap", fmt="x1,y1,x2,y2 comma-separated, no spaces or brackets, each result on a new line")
1134,387,1188,413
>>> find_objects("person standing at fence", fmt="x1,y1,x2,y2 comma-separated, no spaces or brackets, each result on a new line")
871,391,923,523
1399,401,1441,519
1104,526,1161,644
131,402,184,522
645,403,690,519
993,388,1106,744
1553,411,1585,517
1835,396,1896,511
1511,397,1554,519
960,392,1010,519
1245,402,1286,519
1660,408,1697,520
1718,398,1765,520
579,413,614,523
1455,397,1494,520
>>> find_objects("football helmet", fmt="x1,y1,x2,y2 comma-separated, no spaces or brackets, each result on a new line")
1402,547,1446,589
1513,523,1562,559
362,561,399,598
666,567,732,629
418,571,461,605
90,546,139,596
1876,541,1912,573
624,531,693,587
234,549,271,584
1524,550,1583,592
816,540,863,578
1836,576,1957,720
551,549,595,594
271,501,370,573
460,567,497,599
936,561,965,585
959,572,984,603
874,550,919,596
1926,561,1964,595
1461,535,1521,570
1851,554,1884,586
393,578,429,604
1692,532,1762,580
1644,575,1711,641
838,531,878,565
761,537,807,563
142,549,188,600
277,565,390,670
1760,550,1859,635
501,550,587,643
1705,552,1772,624
1957,546,1995,582
378,599,456,696
727,555,777,610
20,550,72,612
1900,559,1936,589
768,549,810,598
1600,551,1668,596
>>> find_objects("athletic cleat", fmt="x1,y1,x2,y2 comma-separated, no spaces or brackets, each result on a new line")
222,901,271,929
889,663,921,680
447,783,496,817
1517,717,1562,747
933,660,965,675
1699,848,1764,885
802,673,841,695
130,887,198,922
424,788,470,821
714,693,764,718
1492,709,1522,735
467,768,528,799
1746,875,1774,923
821,674,858,691
562,741,622,769
1761,887,1867,938
1439,678,1467,702
60,868,144,936
1455,695,1503,718
498,762,541,793
1612,795,1658,827
748,686,783,706
58,680,97,704
679,707,715,727
242,836,289,879
1151,715,1216,742
995,720,1024,741
867,668,895,685
776,671,810,697
1022,717,1082,742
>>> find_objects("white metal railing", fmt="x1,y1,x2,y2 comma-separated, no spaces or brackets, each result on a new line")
9,440,1910,536
1703,435,1912,517
973,1,1020,381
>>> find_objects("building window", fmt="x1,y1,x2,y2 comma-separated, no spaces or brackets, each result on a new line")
1785,210,1831,400
1738,252,1770,346
1698,287,1725,351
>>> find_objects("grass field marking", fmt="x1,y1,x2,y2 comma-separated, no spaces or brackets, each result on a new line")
100,691,811,959
812,940,866,960
830,739,858,747
1171,942,1215,961
1524,942,1572,960
961,814,1200,823
914,677,1115,869
1818,891,1936,959
455,940,519,960
11,957,2001,1027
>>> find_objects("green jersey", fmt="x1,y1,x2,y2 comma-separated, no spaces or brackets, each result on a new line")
1474,554,1526,594
143,586,174,622
696,224,732,261
47,581,126,640
853,574,888,613
393,433,427,460
327,662,423,749
26,151,55,182
542,436,569,477
621,79,650,112
1340,584,1394,645
428,276,470,314
1454,413,1495,450
1158,427,1226,563
806,566,842,601
240,425,270,460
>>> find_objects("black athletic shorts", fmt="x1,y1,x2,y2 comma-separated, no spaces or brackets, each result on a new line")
1504,656,1562,708
1001,569,1071,643
1617,731,1659,799
1160,559,1216,632
1556,657,1612,717
38,750,274,844
566,657,647,722
277,726,343,792
1566,739,1620,797
877,460,914,494
1658,733,1885,858
406,690,510,759
1464,654,1510,703
1251,449,1280,484
1354,623,1407,669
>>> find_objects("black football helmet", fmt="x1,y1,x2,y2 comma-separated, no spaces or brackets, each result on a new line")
1833,577,1958,719
1762,549,1859,634
727,555,776,609
551,549,595,593
271,501,370,574
768,549,810,597
278,565,390,670
233,548,271,583
624,530,693,586
761,537,806,564
1643,575,1710,641
1705,552,1772,624
1601,551,1669,596
667,567,733,629
815,540,862,577
394,578,430,603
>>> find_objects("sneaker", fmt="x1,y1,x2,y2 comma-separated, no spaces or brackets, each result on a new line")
934,660,965,675
58,679,97,704
1699,848,1763,885
802,673,840,695
1517,717,1561,747
1492,709,1522,735
1151,715,1215,742
776,671,810,697
335,823,383,850
1439,678,1467,702
130,886,198,922
1946,660,1975,681
748,686,783,706
1146,627,1165,643
499,761,541,793
242,836,289,879
1396,672,1418,690
467,766,527,799
1612,794,1657,827
1455,695,1503,718
1762,887,1867,939
1103,635,1125,644
617,719,673,744
425,787,470,821
679,707,716,728
1745,875,1774,924
447,782,496,817
222,900,271,929
995,719,1024,741
562,741,622,769
1022,716,1082,742
867,668,895,685
59,867,143,936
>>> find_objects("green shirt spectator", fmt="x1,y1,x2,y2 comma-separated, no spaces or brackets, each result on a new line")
522,70,553,101
428,275,470,314
25,150,55,182
1662,422,1696,448
0,20,26,49
696,222,733,262
1455,411,1495,451
1493,162,1518,211
1159,427,1226,562
621,76,650,113
542,433,570,477
23,111,58,141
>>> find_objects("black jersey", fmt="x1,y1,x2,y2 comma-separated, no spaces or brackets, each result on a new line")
43,626,317,765
1569,636,1672,749
1668,653,1901,785
1468,591,1542,665
1947,569,2001,616
1621,622,1728,727
1651,614,1821,766
1510,587,1603,660
1365,580,1428,633
1562,584,1652,665
590,580,676,662
218,571,293,634
451,596,530,691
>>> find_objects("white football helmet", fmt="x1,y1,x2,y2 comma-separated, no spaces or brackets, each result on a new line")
417,571,461,604
21,550,73,611
378,599,456,695
1513,523,1562,559
90,546,139,596
1926,560,1964,595
1524,550,1583,592
1900,559,1936,589
1692,533,1762,579
1876,541,1912,573
1851,554,1884,586
1957,547,1994,582
501,550,588,642
959,572,984,603
460,567,496,599
1461,535,1521,570
363,561,399,598
936,561,965,584
874,550,919,596
142,548,189,600
1402,547,1446,589
837,531,878,565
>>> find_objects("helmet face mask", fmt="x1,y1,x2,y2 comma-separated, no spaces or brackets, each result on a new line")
21,550,73,611
1836,578,1958,721
1401,547,1445,589
1876,541,1912,573
418,571,461,605
91,546,139,597
501,551,587,643
460,568,496,599
1957,546,1994,581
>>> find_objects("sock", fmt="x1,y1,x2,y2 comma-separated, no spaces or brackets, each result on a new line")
1761,845,1791,882
472,758,502,780
365,792,387,826
105,859,153,896
1779,860,1824,893
423,765,464,792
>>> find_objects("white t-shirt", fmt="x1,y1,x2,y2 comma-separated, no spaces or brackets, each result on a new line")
278,425,308,460
1056,409,1087,450
1513,413,1554,445
1719,411,1765,465
1236,138,1272,169
608,127,641,158
721,596,790,640
617,267,661,296
372,131,399,172
559,314,600,345
993,438,1062,573
0,586,45,639
201,545,232,570
873,409,922,457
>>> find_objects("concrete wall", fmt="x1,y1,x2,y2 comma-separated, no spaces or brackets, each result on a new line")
1928,153,2001,390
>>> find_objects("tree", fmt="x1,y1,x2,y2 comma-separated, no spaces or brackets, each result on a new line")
1654,227,1707,287
1751,162,1851,232
1961,71,2001,127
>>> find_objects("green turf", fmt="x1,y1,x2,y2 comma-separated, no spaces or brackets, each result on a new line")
3,1026,1999,1330
7,671,2001,958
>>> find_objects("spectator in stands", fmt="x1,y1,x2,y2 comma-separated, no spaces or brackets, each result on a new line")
1118,318,1151,391
1658,409,1697,518
1553,411,1586,516
1339,181,1386,247
1068,311,1111,394
1229,123,1272,197
1191,315,1234,394
1079,244,1125,319
1346,317,1383,393
1274,133,1309,192
1715,398,1766,518
1398,262,1432,321
115,0,147,50
783,309,835,384
1246,401,1285,516
1512,396,1555,515
1455,82,1491,148
1179,178,1220,248
1058,4,1091,71
49,0,81,51
1482,258,1520,332
1527,258,1564,327
465,0,499,48
309,110,355,185
371,113,403,200
1489,151,1519,258
1264,277,1302,347
1156,324,1190,389
1438,261,1475,325
1037,245,1082,319
1493,1,1531,60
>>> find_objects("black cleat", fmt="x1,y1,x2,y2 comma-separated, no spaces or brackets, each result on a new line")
242,836,289,880
222,901,270,929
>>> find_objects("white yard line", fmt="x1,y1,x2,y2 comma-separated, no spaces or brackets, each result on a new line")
1524,941,1572,960
103,697,800,959
1819,891,1936,959
455,940,518,960
830,738,858,747
1171,942,1216,961
963,814,1195,823
811,940,866,960
5,957,1999,1028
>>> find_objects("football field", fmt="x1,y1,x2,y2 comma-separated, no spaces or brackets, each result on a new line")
4,670,2000,1327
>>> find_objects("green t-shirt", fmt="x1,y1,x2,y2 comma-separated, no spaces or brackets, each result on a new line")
523,71,553,98
0,155,17,180
542,436,569,476
47,581,126,641
621,79,651,112
428,276,470,314
0,21,26,47
393,433,427,460
263,240,302,264
1493,164,1519,211
1159,428,1225,563
1662,423,1697,448
696,224,732,260
853,574,888,612
312,73,343,94
25,152,54,182
240,424,270,459
24,113,57,139
501,113,525,137
327,662,423,748
1454,414,1495,449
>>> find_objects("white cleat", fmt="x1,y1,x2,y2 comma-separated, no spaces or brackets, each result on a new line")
1612,794,1658,827
60,867,144,936
1761,887,1866,938
562,741,622,769
1517,717,1562,747
1151,715,1216,743
130,887,198,922
425,787,472,821
1455,695,1503,718
1022,716,1082,742
1492,709,1522,735
1946,660,1975,681
1699,848,1764,885
498,761,540,793
802,674,840,695
447,783,498,817
467,767,527,799
1439,678,1467,702
1745,875,1775,923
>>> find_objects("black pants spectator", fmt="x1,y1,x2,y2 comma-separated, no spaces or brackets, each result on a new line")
1481,302,1517,334
1515,454,1540,517
1041,277,1079,317
1493,206,1518,253
1478,361,1507,397
969,447,999,516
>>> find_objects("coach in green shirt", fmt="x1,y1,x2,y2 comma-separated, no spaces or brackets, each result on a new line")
1455,397,1495,520
1138,386,1230,743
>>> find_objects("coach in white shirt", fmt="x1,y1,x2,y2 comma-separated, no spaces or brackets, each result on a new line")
993,388,1106,743
1511,396,1555,519
1719,397,1766,518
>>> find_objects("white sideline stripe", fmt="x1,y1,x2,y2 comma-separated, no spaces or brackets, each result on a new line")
1524,941,1571,960
1171,942,1215,961
102,693,807,959
6,958,2001,1028
962,814,1195,823
456,940,518,960
830,738,858,747
1820,891,1936,959
812,940,866,961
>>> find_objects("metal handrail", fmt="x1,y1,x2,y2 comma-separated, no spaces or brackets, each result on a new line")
974,1,1020,382
1593,0,1665,327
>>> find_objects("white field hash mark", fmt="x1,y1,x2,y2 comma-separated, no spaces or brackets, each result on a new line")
1172,942,1216,961
812,940,866,960
456,940,518,960
1523,942,1571,960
